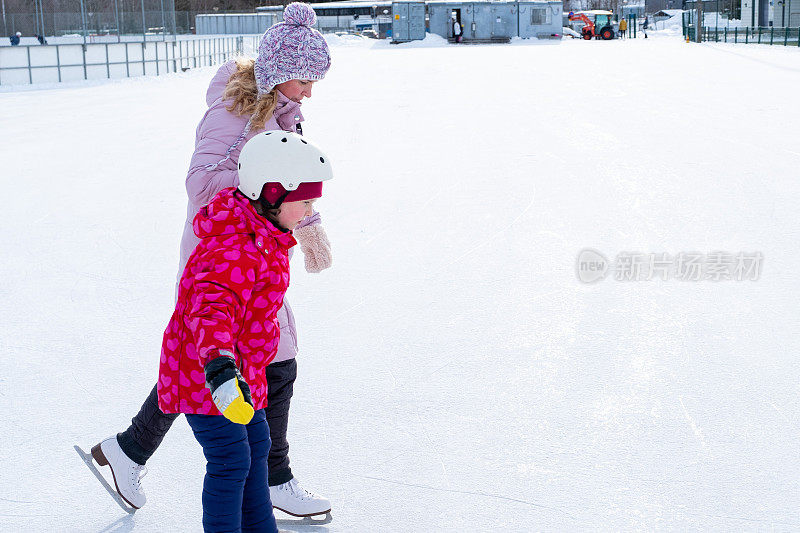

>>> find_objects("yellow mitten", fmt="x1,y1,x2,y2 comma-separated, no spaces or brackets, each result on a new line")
204,355,254,425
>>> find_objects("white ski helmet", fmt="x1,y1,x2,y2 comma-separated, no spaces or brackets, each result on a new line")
237,131,332,205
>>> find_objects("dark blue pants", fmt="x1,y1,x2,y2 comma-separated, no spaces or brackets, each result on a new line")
186,410,279,533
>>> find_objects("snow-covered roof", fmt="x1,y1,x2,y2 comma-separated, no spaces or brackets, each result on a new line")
257,0,558,8
427,0,518,3
257,0,393,11
196,12,276,17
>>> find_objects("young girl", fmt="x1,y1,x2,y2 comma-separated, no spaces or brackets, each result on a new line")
91,2,333,516
157,131,332,532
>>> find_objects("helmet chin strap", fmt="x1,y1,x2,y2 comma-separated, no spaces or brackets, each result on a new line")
258,190,291,211
257,190,294,232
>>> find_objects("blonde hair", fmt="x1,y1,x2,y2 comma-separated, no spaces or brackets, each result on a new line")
223,57,278,131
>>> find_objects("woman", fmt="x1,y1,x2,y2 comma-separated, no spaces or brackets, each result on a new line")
89,3,333,517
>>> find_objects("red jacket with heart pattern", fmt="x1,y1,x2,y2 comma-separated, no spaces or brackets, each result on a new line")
157,187,296,415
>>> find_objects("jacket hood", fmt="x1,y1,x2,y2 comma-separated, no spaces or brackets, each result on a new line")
193,188,297,251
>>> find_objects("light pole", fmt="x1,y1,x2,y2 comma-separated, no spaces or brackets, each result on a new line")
33,0,39,35
696,0,703,41
80,0,88,44
160,0,165,40
114,0,121,41
2,0,7,37
38,0,46,38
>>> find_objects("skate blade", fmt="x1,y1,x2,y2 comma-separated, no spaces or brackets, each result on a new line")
74,445,136,515
276,514,332,526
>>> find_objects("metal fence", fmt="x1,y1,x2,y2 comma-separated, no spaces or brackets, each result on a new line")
2,10,222,37
0,34,262,86
684,25,800,45
704,25,800,44
1,0,185,38
1,8,272,38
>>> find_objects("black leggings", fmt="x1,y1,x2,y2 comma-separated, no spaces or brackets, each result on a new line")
117,358,297,486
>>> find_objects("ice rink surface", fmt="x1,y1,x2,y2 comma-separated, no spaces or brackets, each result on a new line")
1,33,800,531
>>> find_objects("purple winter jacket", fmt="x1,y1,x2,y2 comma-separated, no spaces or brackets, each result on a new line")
178,60,320,363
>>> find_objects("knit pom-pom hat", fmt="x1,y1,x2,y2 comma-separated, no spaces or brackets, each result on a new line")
254,3,332,95
204,4,330,174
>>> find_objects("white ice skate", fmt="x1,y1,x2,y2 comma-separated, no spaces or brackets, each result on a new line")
90,436,147,509
270,478,331,517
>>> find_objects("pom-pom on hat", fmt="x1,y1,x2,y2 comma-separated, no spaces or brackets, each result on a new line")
254,3,332,95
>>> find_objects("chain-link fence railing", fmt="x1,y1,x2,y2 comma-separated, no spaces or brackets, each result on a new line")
2,3,280,40
1,0,196,40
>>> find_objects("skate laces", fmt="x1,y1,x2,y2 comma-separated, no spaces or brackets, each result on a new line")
131,464,148,492
287,478,317,501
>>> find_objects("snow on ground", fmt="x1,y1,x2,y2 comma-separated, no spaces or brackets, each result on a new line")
1,35,800,532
